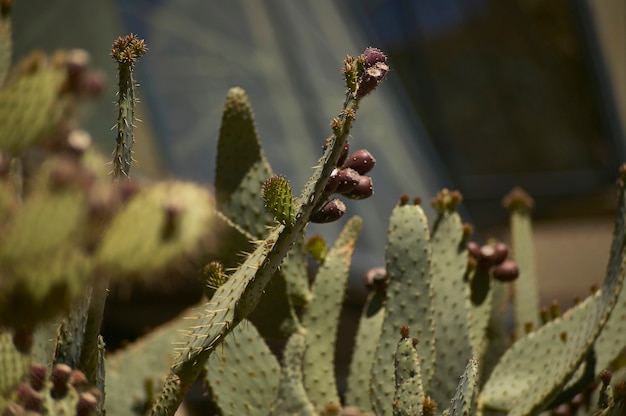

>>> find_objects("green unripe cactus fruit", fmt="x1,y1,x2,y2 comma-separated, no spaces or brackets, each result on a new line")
262,176,295,226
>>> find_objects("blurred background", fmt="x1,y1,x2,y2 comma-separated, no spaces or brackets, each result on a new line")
10,0,625,407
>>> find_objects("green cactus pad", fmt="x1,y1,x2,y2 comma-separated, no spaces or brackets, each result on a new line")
0,53,72,154
429,209,473,405
475,280,509,385
479,182,626,415
214,86,275,238
263,176,295,226
0,5,11,86
0,169,92,327
371,201,435,415
392,334,425,416
96,181,216,278
447,356,479,416
345,290,385,410
0,331,30,399
206,320,280,416
506,194,541,337
105,308,196,415
269,331,316,416
302,216,362,409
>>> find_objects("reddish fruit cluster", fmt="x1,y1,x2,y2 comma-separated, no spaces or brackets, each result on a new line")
10,363,100,416
311,141,376,224
356,47,389,99
467,241,519,282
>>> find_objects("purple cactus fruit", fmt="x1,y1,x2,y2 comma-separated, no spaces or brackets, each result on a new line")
356,61,389,98
16,384,43,411
344,175,373,200
76,392,99,416
363,47,387,67
334,167,361,194
343,149,376,174
466,242,481,259
29,364,47,391
492,242,509,265
492,260,519,282
51,363,72,398
310,199,346,223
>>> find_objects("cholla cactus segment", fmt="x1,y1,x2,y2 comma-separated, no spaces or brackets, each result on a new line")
392,332,425,416
371,201,435,416
270,331,316,416
95,181,215,278
302,216,362,410
446,357,478,416
429,209,473,406
262,175,295,226
111,34,146,181
345,290,385,410
479,179,626,415
206,320,280,416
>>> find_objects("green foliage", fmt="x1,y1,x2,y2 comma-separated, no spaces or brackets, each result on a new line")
0,13,625,416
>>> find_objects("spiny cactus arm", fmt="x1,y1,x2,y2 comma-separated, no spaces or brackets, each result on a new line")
270,331,317,416
478,175,626,415
345,290,385,409
445,356,479,416
502,187,541,337
205,320,280,416
110,34,146,181
392,328,425,416
371,197,436,415
149,49,387,416
301,216,362,409
0,0,12,86
429,190,473,405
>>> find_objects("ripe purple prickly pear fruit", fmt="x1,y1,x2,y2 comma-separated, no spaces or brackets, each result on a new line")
344,175,373,200
343,149,376,174
310,199,346,223
492,260,519,282
334,167,361,194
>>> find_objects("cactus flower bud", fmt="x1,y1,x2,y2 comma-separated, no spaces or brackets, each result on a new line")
310,199,346,223
364,267,387,293
343,149,376,174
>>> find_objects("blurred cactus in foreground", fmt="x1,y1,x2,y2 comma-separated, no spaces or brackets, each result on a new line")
0,3,625,415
